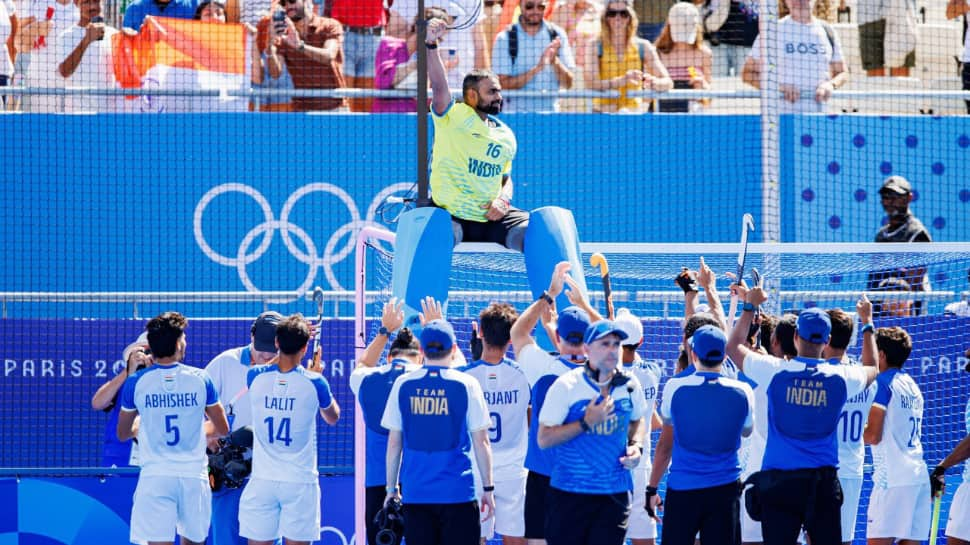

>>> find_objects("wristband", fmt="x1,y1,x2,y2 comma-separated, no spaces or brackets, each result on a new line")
861,323,875,334
646,486,658,495
742,301,756,312
482,485,495,492
378,326,390,337
538,291,554,305
386,485,398,494
425,42,438,49
578,417,591,433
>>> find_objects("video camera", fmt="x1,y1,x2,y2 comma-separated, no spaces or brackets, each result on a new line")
373,497,404,545
208,426,253,491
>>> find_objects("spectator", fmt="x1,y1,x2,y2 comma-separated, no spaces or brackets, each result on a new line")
655,1,712,113
549,0,601,71
258,0,345,112
857,0,916,77
584,0,672,113
869,175,931,311
947,0,970,114
0,0,14,107
701,0,759,77
741,0,848,113
872,276,913,318
372,6,455,113
122,0,197,31
56,0,121,112
482,0,505,47
329,0,384,112
91,332,152,468
16,0,78,112
944,269,970,317
492,0,576,113
632,0,676,41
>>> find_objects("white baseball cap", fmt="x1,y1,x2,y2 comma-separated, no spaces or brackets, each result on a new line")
668,2,700,44
614,308,643,345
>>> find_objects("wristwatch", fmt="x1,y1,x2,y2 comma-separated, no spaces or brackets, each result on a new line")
538,291,554,305
378,326,390,337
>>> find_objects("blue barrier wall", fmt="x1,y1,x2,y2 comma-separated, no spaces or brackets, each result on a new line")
3,114,968,318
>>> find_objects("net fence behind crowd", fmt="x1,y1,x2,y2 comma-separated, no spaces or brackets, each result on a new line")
1,0,967,114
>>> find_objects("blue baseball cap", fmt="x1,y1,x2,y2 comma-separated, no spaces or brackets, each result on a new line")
420,319,455,358
583,319,629,345
251,311,283,353
689,325,726,365
797,308,832,344
557,306,591,345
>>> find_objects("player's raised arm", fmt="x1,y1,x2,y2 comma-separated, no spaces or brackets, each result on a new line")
426,17,451,116
511,261,571,359
726,285,766,370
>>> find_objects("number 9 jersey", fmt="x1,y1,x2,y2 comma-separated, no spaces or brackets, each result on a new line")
247,364,336,483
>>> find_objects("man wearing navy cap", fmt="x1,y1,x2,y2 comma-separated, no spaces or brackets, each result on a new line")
204,310,282,545
510,261,598,543
382,318,496,545
536,319,648,545
727,288,878,544
648,325,755,545
870,175,931,313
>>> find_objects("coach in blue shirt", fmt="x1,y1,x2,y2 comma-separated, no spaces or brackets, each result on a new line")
727,287,877,545
648,325,755,545
382,319,495,545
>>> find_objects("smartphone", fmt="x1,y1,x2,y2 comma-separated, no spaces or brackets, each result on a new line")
272,8,287,33
91,15,104,40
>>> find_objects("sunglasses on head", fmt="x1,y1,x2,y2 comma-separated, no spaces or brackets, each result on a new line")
279,0,299,5
605,8,630,17
484,0,503,6
523,3,546,10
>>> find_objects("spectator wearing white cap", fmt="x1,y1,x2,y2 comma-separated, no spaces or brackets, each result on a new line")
91,330,153,467
655,1,712,113
203,310,282,545
648,325,755,545
538,319,648,545
614,308,663,545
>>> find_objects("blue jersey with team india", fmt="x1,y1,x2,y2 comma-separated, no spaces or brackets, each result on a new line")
349,359,417,487
744,354,868,471
247,364,335,483
661,372,754,490
120,363,219,479
538,367,647,494
381,367,491,504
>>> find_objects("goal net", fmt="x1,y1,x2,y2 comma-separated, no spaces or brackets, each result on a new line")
356,231,970,544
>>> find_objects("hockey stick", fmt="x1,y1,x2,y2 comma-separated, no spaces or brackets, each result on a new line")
310,286,324,371
929,489,943,545
727,214,755,329
590,252,614,320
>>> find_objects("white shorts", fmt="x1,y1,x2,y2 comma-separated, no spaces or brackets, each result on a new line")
946,481,970,540
839,476,863,543
867,482,932,540
130,475,211,543
480,474,527,538
626,469,658,540
239,477,321,541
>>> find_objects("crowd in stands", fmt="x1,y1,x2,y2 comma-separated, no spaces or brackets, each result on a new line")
0,0,967,113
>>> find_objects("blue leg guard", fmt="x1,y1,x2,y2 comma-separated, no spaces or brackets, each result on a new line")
391,207,454,332
524,206,589,350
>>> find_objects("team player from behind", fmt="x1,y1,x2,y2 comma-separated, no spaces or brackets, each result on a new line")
510,262,595,544
240,314,340,545
864,326,931,545
459,302,530,545
614,308,663,545
117,311,230,545
824,302,877,545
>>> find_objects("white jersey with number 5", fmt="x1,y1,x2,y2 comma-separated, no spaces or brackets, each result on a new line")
247,364,335,484
835,357,876,479
871,368,927,489
119,363,219,479
458,358,531,482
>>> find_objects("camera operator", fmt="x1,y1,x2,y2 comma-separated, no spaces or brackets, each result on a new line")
203,311,282,545
91,331,152,467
